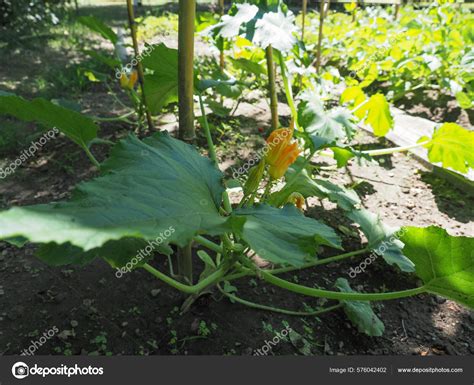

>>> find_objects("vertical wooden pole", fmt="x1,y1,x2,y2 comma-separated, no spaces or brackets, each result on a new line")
126,0,154,131
177,0,196,284
315,0,326,74
219,0,225,70
266,45,279,131
178,0,196,141
301,0,308,41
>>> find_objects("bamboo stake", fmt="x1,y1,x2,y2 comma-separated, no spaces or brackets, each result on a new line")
301,0,308,41
265,45,279,131
178,0,196,141
219,0,225,70
177,0,196,284
125,0,154,131
394,4,400,20
315,0,326,74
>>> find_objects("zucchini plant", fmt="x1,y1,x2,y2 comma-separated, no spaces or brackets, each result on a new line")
0,0,472,337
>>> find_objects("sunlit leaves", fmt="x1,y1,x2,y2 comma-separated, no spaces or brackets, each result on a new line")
211,2,297,53
419,123,474,174
400,227,474,308
214,3,258,38
361,94,393,137
298,93,356,150
343,90,394,137
253,10,297,52
455,91,473,109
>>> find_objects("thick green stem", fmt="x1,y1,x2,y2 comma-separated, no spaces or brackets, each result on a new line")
315,0,326,74
91,111,135,122
265,45,279,131
217,283,342,316
194,235,223,254
260,270,426,301
126,0,154,131
178,0,196,141
177,243,193,284
198,93,217,164
269,248,369,275
143,263,226,294
83,145,100,168
362,141,430,157
277,51,298,130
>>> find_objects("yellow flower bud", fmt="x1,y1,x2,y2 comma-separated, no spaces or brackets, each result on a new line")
243,160,265,196
288,192,305,211
265,128,300,180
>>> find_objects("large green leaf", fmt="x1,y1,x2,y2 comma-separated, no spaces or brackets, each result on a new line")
144,74,178,115
419,123,474,174
142,44,179,115
0,133,228,251
77,16,118,44
298,93,356,150
0,94,98,148
400,226,474,308
268,158,361,211
347,209,415,272
357,94,393,137
141,43,178,75
231,204,342,266
335,278,385,337
36,238,173,269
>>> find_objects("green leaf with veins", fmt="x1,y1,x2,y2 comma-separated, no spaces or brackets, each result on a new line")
142,43,178,75
400,226,474,309
347,209,415,272
36,238,173,269
268,157,361,211
253,10,297,52
77,16,117,44
335,278,385,337
142,44,178,115
359,94,394,137
0,94,98,149
298,95,356,150
232,204,342,266
0,133,228,252
419,123,474,174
